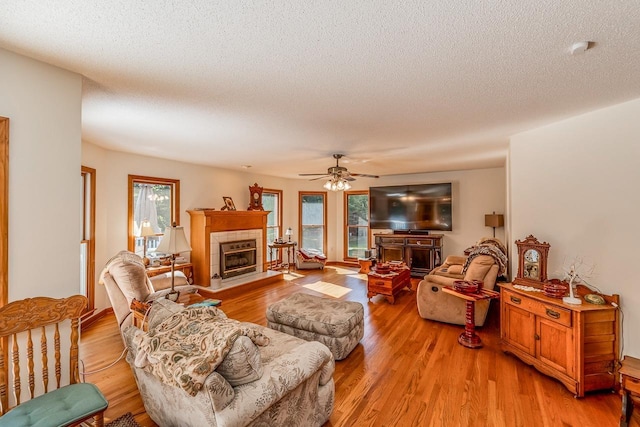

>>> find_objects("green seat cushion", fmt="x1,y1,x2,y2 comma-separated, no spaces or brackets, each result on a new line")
0,383,108,427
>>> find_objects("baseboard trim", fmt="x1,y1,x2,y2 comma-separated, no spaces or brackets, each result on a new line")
81,308,114,331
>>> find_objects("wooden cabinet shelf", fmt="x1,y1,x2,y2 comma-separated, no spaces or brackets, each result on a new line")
499,283,619,397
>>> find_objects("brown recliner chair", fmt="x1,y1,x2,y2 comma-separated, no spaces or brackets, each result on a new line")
416,241,505,326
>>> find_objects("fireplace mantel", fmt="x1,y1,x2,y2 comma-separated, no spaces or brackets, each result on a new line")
187,210,269,286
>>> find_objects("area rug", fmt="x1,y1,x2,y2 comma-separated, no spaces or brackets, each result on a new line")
106,412,141,427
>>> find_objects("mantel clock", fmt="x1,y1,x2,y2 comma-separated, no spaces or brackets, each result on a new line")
514,235,550,287
248,183,264,211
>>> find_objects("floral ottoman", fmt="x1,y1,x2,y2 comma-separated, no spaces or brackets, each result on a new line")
266,292,364,360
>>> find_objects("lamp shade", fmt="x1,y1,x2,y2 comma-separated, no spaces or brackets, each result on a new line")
285,227,293,236
484,213,504,228
138,220,156,237
156,224,192,255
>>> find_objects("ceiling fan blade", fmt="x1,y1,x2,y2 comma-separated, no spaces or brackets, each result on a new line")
343,176,356,181
299,173,329,176
350,173,380,178
309,175,330,181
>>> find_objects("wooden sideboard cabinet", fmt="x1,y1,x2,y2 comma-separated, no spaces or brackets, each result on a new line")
374,233,443,277
499,283,619,397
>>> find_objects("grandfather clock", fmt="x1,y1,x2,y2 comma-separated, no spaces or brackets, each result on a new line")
248,183,264,211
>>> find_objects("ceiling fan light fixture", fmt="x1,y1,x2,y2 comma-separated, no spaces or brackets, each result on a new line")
304,154,377,190
324,176,351,191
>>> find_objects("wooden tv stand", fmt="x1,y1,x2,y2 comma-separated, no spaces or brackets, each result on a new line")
374,233,443,277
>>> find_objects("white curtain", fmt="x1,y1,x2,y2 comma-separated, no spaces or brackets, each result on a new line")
134,184,161,235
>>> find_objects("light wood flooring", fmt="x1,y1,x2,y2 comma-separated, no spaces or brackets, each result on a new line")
80,266,635,426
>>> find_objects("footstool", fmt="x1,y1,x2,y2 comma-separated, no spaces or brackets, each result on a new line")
266,293,364,360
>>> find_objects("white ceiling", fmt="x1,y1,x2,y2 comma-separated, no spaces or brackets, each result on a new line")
2,1,640,179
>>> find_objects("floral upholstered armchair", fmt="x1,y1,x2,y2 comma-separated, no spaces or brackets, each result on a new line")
123,299,335,427
100,251,197,333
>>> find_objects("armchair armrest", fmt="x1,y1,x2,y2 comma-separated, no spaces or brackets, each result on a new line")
419,274,456,288
145,284,199,301
443,255,467,266
429,255,467,278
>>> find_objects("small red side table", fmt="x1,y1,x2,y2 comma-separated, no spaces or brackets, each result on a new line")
442,287,500,348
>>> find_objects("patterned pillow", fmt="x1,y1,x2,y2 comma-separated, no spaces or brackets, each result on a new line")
215,335,263,386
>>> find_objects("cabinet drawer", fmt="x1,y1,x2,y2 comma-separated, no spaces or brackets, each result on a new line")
623,376,640,395
406,238,434,246
503,290,571,327
377,237,405,244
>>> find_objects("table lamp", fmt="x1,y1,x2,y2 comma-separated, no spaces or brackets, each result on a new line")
138,220,156,266
155,222,192,301
285,227,293,242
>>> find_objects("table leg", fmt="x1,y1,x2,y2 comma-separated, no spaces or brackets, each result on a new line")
458,299,483,348
621,390,633,427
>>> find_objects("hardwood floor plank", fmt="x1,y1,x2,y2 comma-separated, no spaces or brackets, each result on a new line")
80,266,634,426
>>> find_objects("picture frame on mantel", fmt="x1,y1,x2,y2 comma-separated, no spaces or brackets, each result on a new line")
222,196,236,211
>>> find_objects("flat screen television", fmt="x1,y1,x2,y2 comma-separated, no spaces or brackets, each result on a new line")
369,183,452,231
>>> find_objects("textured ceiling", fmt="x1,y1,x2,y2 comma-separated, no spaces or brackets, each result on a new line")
2,1,640,179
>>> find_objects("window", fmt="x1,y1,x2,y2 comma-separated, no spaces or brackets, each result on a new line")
263,189,282,243
128,175,180,256
299,192,327,252
344,191,369,260
81,166,96,312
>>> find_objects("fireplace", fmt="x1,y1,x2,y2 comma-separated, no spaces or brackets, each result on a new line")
220,239,257,279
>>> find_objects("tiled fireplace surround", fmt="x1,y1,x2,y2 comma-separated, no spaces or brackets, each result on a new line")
210,229,263,285
187,210,272,291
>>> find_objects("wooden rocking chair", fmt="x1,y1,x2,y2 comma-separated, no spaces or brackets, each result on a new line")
0,295,108,427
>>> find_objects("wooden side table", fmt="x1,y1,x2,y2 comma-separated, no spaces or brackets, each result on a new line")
367,268,411,304
268,242,297,273
358,258,375,274
442,287,500,348
620,356,640,427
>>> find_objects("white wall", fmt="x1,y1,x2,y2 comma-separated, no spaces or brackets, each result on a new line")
344,168,507,259
510,97,640,357
0,48,82,300
84,138,507,311
82,143,292,310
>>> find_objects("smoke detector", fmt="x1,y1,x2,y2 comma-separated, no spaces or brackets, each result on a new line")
570,41,591,55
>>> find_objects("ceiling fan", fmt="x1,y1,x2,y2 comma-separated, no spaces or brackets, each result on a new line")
299,154,380,182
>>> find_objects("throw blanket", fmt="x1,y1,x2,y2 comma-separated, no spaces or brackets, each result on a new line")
133,306,270,396
462,241,508,277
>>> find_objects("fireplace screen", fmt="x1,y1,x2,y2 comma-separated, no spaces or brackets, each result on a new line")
220,239,257,279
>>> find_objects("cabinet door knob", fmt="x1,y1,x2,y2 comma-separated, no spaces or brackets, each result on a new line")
510,296,521,304
534,334,540,340
546,309,560,319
